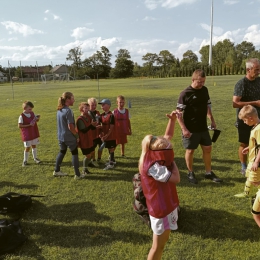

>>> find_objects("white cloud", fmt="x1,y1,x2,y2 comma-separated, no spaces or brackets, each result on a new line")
8,37,17,41
223,0,239,5
44,10,62,21
244,24,260,46
44,17,48,21
44,10,49,13
71,27,94,39
144,0,197,10
1,21,44,37
143,16,157,21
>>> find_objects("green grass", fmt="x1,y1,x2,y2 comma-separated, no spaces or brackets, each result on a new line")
0,76,259,260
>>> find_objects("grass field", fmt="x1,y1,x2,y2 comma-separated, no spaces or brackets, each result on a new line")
1,76,260,260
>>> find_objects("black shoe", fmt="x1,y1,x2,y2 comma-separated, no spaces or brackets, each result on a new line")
88,162,96,168
187,171,198,184
82,168,91,175
205,171,223,183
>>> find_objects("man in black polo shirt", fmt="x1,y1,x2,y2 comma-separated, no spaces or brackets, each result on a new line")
176,69,222,184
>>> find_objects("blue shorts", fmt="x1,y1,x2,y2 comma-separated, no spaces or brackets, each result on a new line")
182,131,212,149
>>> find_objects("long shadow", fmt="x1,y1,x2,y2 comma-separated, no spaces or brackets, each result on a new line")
177,207,259,242
0,182,39,189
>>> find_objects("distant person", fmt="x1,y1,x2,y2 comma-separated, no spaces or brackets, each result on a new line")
233,105,260,227
176,69,222,184
113,95,131,157
98,99,116,170
88,97,103,166
18,101,41,166
139,110,180,260
233,58,260,175
53,92,83,180
76,102,97,175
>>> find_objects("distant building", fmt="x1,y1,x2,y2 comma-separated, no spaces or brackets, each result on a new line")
50,65,68,75
21,66,45,78
0,71,7,82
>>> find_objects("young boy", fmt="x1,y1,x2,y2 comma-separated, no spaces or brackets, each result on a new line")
18,101,41,166
113,95,131,157
98,99,116,170
88,97,103,166
76,102,97,175
234,105,260,227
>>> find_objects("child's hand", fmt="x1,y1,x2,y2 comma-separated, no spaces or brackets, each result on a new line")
251,161,259,171
166,110,181,120
242,147,249,154
91,120,98,127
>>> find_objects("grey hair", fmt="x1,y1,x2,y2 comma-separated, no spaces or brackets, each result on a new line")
246,58,260,69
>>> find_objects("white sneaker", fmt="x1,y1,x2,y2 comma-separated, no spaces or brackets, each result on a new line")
22,161,28,167
105,161,116,166
92,160,99,167
74,174,86,180
53,171,68,177
103,164,114,170
34,158,41,164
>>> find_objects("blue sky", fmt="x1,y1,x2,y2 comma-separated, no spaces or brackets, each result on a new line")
0,0,260,67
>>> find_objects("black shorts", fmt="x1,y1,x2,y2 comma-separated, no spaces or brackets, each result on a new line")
104,140,116,149
182,131,212,150
237,119,252,144
93,137,102,148
80,146,95,155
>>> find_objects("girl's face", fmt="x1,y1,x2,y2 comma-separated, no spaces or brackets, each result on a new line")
24,106,33,113
89,102,97,111
117,99,125,109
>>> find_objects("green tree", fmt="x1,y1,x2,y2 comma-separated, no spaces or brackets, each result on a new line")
157,50,176,77
66,46,82,69
111,49,134,78
142,53,158,77
180,50,198,68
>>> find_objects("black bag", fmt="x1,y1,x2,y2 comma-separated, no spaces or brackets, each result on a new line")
0,192,44,215
0,219,27,255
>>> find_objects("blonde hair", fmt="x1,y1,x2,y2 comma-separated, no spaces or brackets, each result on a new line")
22,101,34,109
117,95,125,101
57,92,73,110
239,105,258,120
79,102,89,112
88,97,97,105
138,135,171,172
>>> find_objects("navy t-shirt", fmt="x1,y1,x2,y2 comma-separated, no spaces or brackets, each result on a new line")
177,86,211,133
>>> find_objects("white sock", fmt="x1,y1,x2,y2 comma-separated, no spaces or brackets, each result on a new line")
32,148,37,159
24,151,29,162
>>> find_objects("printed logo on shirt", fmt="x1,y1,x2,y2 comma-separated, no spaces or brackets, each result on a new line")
193,96,197,99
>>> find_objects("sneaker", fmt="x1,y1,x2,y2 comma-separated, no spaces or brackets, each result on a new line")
205,171,223,183
92,160,99,167
121,155,127,158
103,164,114,170
234,192,249,198
22,161,28,167
187,171,198,184
74,174,86,180
53,171,68,177
105,161,116,166
82,168,91,175
88,161,97,168
34,158,41,164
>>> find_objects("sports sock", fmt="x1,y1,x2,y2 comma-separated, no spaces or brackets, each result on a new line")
83,157,91,170
244,180,251,195
241,162,247,170
32,148,37,159
24,151,29,162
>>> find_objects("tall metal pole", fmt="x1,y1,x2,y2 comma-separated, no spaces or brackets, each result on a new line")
20,60,23,84
36,61,39,83
208,0,213,68
8,60,14,100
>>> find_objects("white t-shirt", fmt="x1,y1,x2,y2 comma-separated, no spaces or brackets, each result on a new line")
148,162,171,182
18,112,32,124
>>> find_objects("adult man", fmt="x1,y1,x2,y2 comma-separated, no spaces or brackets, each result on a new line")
176,69,222,184
233,58,260,175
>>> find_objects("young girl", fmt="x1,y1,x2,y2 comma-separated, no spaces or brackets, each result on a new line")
113,95,131,157
76,102,97,175
18,101,41,166
139,111,180,260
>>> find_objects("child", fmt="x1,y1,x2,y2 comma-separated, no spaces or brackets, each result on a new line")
139,111,180,260
18,101,41,166
113,95,131,157
98,99,116,170
234,105,260,227
76,102,97,175
88,97,103,166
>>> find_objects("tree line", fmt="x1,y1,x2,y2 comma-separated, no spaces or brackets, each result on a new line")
1,39,260,79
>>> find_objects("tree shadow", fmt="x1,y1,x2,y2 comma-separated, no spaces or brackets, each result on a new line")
177,207,259,242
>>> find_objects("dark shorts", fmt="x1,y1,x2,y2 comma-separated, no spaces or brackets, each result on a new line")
93,137,102,148
237,119,252,144
80,146,95,155
104,140,117,149
182,131,212,150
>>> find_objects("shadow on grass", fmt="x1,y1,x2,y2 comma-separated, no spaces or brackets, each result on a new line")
177,206,258,241
0,181,39,189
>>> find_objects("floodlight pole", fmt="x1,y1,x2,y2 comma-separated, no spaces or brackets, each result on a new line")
36,61,39,83
208,0,213,75
20,60,23,84
8,60,14,100
97,73,100,100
